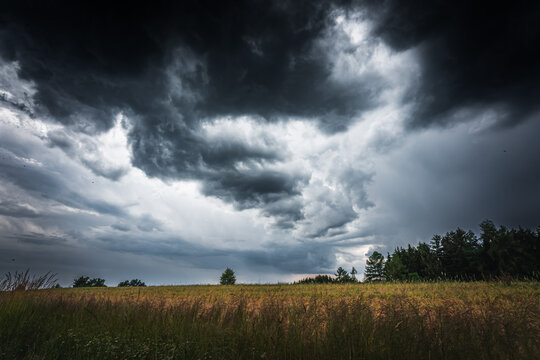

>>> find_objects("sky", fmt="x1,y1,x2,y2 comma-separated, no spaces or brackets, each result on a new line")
1,0,539,286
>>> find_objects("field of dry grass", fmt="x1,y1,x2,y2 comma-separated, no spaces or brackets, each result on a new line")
1,282,539,359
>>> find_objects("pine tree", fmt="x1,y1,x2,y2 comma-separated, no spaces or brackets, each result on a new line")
364,251,385,282
220,268,236,285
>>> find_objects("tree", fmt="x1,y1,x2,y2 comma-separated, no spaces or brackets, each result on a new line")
351,267,358,281
220,268,236,285
384,252,407,281
440,228,480,279
118,279,146,287
364,251,385,282
335,267,354,283
72,276,106,288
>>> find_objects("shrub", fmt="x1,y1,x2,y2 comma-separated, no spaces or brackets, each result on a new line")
118,279,146,287
72,276,106,288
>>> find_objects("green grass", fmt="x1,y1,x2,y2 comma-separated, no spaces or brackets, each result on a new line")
1,282,539,359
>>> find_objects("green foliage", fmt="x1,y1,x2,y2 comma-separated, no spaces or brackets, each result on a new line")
364,251,385,282
118,279,146,287
295,274,335,284
219,268,236,285
72,276,106,288
335,267,358,283
376,220,540,282
296,267,359,284
384,253,407,281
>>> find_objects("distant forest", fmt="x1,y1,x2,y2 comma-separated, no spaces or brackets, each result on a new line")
298,220,540,284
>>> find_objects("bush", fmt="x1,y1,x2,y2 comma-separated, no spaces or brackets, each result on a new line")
72,276,106,288
118,279,146,287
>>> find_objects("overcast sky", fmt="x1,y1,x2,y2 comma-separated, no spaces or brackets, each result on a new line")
1,0,539,285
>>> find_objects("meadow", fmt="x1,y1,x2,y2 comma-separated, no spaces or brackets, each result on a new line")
1,282,539,359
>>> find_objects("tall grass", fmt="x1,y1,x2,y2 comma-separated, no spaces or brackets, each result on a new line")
0,282,538,359
0,269,57,292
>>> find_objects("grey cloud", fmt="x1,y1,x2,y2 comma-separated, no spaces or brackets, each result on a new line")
135,214,163,232
111,223,131,232
362,118,540,256
0,0,380,226
79,158,129,182
364,0,540,129
13,232,68,246
242,243,337,273
47,129,129,181
0,91,34,118
95,232,340,275
0,146,126,218
0,201,39,218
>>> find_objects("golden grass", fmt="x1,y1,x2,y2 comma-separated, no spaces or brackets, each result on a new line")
1,281,539,359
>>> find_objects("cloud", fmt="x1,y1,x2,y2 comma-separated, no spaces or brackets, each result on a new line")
12,232,68,246
0,201,39,218
360,116,540,255
1,1,539,284
0,1,391,225
364,0,540,128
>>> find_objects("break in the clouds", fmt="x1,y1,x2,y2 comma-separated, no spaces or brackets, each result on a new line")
0,0,539,284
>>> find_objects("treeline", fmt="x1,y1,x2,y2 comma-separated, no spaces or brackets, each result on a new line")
366,220,540,281
296,267,359,284
72,277,146,288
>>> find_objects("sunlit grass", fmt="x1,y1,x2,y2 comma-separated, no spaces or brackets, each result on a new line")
1,282,538,359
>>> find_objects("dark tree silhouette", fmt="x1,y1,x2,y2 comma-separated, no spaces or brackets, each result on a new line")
373,221,540,282
118,279,146,287
220,268,236,285
72,276,106,287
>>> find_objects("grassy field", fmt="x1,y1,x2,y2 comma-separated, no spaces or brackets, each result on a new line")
1,282,539,359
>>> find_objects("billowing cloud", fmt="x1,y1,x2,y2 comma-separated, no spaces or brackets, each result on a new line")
364,0,540,128
0,1,539,284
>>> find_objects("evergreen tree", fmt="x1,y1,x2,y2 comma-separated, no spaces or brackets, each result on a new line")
384,252,407,281
220,268,236,285
364,251,385,282
335,267,354,283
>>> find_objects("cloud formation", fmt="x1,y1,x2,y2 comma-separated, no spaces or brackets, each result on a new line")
365,0,540,128
0,1,539,283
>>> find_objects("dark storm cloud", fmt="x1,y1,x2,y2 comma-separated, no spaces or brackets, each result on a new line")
242,242,337,273
3,0,538,237
0,0,375,222
201,170,304,208
363,117,540,258
365,0,540,128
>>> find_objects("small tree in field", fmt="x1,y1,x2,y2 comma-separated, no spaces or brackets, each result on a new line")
364,251,385,282
220,268,236,285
